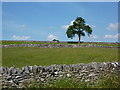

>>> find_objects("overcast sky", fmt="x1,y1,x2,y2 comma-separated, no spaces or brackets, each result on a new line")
2,2,119,42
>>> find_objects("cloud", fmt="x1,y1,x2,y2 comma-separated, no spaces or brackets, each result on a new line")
12,35,31,40
49,26,56,30
61,20,74,30
104,33,120,39
73,37,79,41
81,35,98,41
61,25,69,29
70,20,74,25
106,23,118,30
83,35,98,39
89,35,98,39
92,25,96,28
47,34,58,40
19,24,27,29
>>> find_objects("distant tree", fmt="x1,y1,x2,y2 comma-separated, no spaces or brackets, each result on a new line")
53,39,59,43
66,17,92,43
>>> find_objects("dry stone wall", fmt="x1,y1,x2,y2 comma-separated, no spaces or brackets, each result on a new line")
1,44,119,49
1,62,120,88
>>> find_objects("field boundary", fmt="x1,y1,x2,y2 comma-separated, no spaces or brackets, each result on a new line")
1,44,119,49
1,62,120,88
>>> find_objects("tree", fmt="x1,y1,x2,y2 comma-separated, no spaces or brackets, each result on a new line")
66,17,92,43
53,39,59,43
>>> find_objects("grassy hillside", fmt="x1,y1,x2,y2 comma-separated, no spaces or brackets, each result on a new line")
2,47,118,68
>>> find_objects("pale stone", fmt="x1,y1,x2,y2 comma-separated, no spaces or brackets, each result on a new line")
67,74,71,78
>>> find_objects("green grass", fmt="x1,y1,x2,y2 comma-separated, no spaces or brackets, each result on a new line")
94,74,120,88
25,77,88,88
2,47,118,68
1,41,62,45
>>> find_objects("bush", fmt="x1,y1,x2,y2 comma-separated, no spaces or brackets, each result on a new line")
52,39,59,43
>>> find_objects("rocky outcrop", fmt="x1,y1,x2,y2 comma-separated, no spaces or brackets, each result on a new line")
1,62,120,88
1,44,119,49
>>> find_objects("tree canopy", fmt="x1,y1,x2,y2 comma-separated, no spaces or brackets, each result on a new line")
66,17,92,43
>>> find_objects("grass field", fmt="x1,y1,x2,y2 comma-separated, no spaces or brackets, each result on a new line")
2,47,118,68
2,41,119,88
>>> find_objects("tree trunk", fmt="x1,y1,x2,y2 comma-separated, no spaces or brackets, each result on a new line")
78,34,81,43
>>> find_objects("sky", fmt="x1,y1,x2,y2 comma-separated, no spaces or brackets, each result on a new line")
2,2,119,42
2,0,120,2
